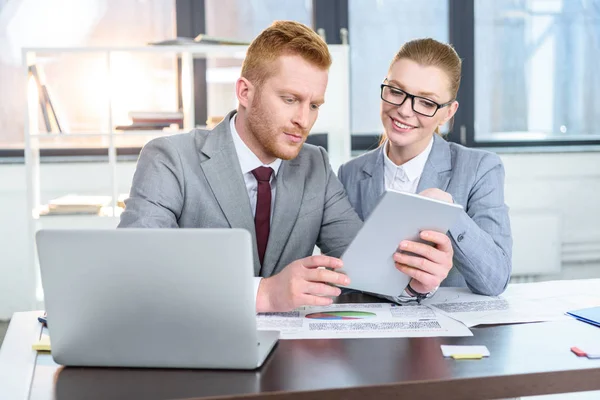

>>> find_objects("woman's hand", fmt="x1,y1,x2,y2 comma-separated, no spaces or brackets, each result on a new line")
419,188,453,204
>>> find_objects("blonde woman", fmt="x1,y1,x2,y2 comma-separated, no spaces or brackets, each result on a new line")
338,38,512,299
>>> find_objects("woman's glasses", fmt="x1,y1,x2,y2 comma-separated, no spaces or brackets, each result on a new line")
380,83,454,117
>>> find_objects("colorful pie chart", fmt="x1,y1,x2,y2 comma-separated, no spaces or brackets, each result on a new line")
305,311,376,320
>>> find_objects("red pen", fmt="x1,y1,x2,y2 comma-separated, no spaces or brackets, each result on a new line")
571,347,587,357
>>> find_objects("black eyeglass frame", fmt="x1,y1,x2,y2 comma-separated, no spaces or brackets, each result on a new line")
380,81,455,117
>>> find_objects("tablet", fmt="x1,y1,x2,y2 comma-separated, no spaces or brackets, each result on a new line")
339,190,464,297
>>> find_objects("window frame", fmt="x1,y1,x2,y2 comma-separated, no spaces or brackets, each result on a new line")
449,0,600,149
0,0,205,160
3,0,599,161
343,0,600,152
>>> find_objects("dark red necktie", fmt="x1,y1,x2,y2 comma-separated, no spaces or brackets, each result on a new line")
251,166,273,266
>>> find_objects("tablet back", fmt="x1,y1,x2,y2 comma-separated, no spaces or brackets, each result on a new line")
340,190,463,297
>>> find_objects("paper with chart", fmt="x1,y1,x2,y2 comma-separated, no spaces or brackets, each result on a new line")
424,280,600,327
256,302,472,339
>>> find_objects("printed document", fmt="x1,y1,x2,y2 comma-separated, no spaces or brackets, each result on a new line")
424,280,600,327
257,302,472,339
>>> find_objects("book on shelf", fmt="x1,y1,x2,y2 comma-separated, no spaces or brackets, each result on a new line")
115,122,176,131
118,193,128,209
29,65,63,134
41,195,112,216
39,194,130,216
128,111,183,121
206,116,224,129
149,34,249,46
116,111,184,131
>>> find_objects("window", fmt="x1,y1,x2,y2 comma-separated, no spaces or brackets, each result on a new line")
475,0,600,144
6,0,598,153
348,0,449,135
203,0,312,119
0,0,175,153
205,0,312,40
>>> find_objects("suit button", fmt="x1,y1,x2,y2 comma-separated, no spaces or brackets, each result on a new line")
457,233,465,242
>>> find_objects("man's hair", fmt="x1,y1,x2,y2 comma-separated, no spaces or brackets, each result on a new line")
241,20,332,86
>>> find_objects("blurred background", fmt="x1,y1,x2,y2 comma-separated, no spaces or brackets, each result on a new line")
0,0,599,327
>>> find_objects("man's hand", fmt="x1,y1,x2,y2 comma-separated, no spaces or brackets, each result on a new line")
419,188,453,204
256,255,350,313
393,231,453,293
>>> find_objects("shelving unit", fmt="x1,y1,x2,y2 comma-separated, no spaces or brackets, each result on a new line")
22,44,351,307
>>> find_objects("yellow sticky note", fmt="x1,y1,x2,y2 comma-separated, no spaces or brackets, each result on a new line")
32,335,51,352
451,353,483,360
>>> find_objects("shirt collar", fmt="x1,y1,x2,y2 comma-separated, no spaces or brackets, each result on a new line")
383,137,434,182
230,114,282,176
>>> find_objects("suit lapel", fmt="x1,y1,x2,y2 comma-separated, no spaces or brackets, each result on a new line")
260,158,304,277
358,146,386,220
199,111,261,275
416,135,453,193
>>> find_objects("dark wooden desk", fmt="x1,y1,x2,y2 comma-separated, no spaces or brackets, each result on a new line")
3,294,600,400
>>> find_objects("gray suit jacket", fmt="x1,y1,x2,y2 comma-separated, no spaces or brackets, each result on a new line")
118,111,363,278
337,135,512,296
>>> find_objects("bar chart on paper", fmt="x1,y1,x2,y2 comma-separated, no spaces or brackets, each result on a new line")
305,311,376,320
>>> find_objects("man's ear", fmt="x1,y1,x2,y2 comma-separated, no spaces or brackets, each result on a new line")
236,77,254,109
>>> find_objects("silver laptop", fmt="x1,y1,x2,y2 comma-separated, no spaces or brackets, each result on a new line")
36,228,279,369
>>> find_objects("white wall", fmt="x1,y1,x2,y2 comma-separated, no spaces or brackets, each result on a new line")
0,151,599,320
0,164,30,320
0,161,136,320
501,151,600,280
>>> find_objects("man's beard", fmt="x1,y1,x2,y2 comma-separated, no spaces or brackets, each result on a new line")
246,95,307,161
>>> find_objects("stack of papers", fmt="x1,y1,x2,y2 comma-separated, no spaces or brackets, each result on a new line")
257,303,472,339
117,193,129,209
424,280,600,327
257,280,600,339
42,195,112,215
